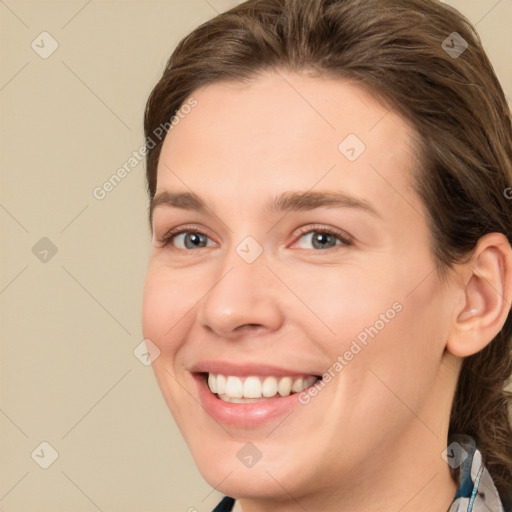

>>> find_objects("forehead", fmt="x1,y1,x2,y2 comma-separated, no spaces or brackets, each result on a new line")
155,71,421,218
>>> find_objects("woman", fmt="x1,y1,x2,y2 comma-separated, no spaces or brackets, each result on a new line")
141,0,512,510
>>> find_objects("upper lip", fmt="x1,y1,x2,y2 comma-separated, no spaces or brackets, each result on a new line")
189,360,322,378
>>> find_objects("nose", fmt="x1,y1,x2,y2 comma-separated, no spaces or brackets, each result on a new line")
196,242,284,340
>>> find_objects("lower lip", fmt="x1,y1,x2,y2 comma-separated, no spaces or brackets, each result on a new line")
193,373,305,428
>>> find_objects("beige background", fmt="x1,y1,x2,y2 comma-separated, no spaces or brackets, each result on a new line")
0,1,511,511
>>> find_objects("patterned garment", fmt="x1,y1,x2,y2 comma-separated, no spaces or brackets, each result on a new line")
212,436,510,512
448,435,509,512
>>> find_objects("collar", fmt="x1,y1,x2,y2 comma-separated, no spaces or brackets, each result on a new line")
447,435,506,512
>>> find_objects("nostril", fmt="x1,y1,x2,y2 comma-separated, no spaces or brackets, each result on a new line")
239,324,262,334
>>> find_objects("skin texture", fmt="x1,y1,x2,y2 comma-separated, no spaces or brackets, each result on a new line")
142,71,512,512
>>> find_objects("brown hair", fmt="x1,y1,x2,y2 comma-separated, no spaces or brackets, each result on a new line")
144,0,512,499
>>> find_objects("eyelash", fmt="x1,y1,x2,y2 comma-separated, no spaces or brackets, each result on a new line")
158,224,353,252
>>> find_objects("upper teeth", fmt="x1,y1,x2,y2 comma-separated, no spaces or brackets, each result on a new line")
207,374,318,399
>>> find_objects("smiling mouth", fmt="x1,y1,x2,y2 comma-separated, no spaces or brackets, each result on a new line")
202,372,322,403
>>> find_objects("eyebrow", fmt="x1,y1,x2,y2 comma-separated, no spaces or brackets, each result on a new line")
150,190,380,223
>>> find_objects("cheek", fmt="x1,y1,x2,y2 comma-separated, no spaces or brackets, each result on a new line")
141,264,193,354
317,301,444,454
141,266,198,421
283,262,403,344
300,259,446,406
340,277,449,420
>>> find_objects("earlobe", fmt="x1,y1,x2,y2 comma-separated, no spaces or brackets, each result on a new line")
447,233,512,358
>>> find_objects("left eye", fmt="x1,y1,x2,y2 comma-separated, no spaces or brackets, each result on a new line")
294,229,351,250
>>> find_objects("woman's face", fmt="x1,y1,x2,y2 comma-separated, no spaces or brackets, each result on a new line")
142,72,458,503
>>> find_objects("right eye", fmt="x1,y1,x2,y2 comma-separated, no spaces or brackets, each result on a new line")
159,226,216,251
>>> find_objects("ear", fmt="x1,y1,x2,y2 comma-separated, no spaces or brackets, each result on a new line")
446,233,512,358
